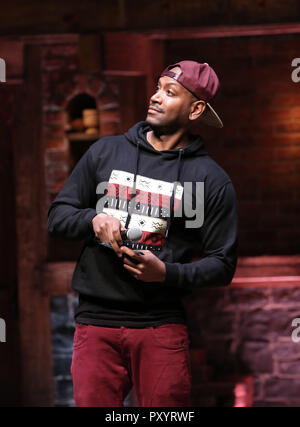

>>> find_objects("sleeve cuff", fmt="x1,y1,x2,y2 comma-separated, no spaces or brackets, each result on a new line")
162,262,180,287
86,209,98,233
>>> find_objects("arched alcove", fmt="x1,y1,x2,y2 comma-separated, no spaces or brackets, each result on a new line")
65,92,99,170
65,92,98,133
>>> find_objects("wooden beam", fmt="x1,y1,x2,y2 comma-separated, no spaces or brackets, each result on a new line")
42,262,76,295
148,22,300,40
79,33,103,74
0,39,24,80
103,71,147,133
232,276,300,288
14,44,54,406
43,256,300,296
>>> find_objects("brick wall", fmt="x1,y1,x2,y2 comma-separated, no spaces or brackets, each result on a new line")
42,39,122,261
186,282,300,407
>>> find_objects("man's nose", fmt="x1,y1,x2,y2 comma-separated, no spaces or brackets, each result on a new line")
150,89,162,104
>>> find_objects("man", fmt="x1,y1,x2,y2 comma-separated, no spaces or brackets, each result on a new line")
47,60,238,407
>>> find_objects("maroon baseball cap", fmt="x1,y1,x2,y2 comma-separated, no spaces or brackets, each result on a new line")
160,60,223,128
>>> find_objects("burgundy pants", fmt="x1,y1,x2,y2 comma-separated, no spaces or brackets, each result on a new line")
71,323,191,407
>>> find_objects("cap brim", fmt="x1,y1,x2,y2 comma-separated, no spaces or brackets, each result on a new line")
199,103,223,128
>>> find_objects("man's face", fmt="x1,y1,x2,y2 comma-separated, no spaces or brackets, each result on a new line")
146,68,197,134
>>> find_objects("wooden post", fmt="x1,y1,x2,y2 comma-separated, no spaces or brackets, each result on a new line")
103,71,147,133
14,44,54,406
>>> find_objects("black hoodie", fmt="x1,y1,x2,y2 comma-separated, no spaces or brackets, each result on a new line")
47,121,238,327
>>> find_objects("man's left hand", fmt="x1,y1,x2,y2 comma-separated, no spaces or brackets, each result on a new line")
120,246,166,282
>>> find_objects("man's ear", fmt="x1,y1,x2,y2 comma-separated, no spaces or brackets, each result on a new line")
189,100,206,121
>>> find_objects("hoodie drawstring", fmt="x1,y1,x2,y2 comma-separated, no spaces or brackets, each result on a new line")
165,148,184,240
125,140,141,229
125,142,184,241
133,140,141,196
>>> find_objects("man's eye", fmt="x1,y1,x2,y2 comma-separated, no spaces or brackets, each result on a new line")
167,90,175,96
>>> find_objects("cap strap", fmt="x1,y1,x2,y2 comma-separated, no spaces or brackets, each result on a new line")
161,70,181,81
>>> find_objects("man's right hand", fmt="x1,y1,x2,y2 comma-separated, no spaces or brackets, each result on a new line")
92,213,123,258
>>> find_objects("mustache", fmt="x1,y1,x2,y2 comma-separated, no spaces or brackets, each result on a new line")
148,103,164,113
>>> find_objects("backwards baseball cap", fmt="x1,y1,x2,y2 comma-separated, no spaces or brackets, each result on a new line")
160,60,223,128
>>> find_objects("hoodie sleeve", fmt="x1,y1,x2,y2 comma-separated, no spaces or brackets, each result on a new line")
163,181,238,289
47,145,98,240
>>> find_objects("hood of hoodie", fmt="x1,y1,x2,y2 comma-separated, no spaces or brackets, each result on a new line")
124,121,208,158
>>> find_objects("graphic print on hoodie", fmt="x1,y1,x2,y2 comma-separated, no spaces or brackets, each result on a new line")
47,121,238,326
97,169,184,251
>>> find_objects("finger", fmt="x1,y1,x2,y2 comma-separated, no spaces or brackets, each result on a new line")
123,264,140,274
120,246,142,260
112,227,123,247
107,229,122,257
111,241,122,257
120,246,135,256
97,221,110,242
123,264,142,279
123,256,143,268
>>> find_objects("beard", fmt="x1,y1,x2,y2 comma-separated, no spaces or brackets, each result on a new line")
145,116,183,137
